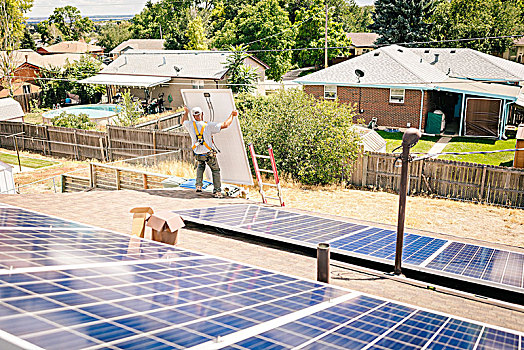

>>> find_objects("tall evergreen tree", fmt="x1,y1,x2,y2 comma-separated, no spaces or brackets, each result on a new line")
370,0,436,45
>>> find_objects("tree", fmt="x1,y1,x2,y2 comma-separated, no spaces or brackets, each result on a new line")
370,0,437,45
39,55,103,107
37,20,63,45
0,0,33,50
48,6,94,41
224,45,259,93
213,0,295,80
429,0,523,54
114,90,143,126
294,0,352,68
130,0,192,49
97,21,132,52
20,27,36,50
185,15,208,50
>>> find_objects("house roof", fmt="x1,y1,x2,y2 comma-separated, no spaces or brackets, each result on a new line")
99,50,267,80
295,45,448,86
40,41,103,54
346,33,379,48
410,48,524,82
0,50,83,70
0,98,24,120
514,36,524,46
110,39,166,54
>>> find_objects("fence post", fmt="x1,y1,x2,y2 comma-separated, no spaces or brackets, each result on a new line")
61,175,66,193
143,174,148,189
73,129,79,160
152,130,157,155
362,154,368,187
107,127,113,161
45,125,50,156
98,137,105,161
479,165,487,202
115,169,121,190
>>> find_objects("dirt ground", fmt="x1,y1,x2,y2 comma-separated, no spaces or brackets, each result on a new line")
282,186,523,248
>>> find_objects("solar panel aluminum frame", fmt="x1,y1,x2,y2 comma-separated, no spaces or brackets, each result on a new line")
179,210,524,296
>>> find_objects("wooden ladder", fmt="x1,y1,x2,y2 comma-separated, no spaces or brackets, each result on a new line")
248,143,285,206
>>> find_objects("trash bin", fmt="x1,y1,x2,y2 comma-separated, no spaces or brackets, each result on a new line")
425,112,443,134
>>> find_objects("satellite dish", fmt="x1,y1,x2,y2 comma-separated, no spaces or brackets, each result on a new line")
355,69,364,78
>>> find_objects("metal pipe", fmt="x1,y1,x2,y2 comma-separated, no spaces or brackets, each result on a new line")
324,2,328,69
317,243,330,283
394,128,421,275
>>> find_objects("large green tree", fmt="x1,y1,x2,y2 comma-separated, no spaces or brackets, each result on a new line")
47,6,94,41
213,0,295,80
293,0,352,68
429,0,523,54
370,0,437,45
185,15,208,50
131,0,192,50
97,21,132,52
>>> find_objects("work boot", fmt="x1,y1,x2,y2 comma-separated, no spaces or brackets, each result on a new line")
213,192,224,198
195,186,202,193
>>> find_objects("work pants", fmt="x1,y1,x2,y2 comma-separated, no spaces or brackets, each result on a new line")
195,152,221,193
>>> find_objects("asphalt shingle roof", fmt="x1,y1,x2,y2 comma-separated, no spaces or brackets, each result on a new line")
100,50,232,80
347,33,379,47
410,48,524,81
110,39,166,54
295,45,448,86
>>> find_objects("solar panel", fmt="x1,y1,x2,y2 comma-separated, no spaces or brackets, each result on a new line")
0,203,522,349
0,228,201,270
0,207,91,229
176,204,524,293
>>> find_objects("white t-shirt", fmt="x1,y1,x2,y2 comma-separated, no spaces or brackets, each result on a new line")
183,120,222,154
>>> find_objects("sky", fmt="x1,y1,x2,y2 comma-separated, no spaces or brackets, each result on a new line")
27,0,375,18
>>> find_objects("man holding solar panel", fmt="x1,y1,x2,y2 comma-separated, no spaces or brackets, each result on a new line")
182,106,237,198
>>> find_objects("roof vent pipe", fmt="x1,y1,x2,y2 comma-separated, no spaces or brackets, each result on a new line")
432,53,439,64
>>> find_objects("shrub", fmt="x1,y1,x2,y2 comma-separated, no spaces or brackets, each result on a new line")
51,112,96,130
114,90,143,126
237,89,362,185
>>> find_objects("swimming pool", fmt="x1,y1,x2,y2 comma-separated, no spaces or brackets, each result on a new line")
43,104,122,121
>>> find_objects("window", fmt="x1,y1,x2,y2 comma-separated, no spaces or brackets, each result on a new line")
324,85,337,99
192,80,204,89
389,88,405,103
22,84,31,94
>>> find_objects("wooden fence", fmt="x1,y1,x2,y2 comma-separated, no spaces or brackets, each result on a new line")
61,163,170,192
14,92,40,113
134,112,183,131
0,121,193,162
350,152,524,208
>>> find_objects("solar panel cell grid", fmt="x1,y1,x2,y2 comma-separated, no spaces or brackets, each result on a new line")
176,204,524,293
0,207,91,228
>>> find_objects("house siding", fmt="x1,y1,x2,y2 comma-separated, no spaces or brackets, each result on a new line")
304,85,429,129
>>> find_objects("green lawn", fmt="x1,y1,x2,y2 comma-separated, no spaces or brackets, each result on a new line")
0,153,57,169
438,137,517,166
376,130,440,153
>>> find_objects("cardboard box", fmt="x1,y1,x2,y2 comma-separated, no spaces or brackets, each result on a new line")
146,210,185,245
130,207,154,238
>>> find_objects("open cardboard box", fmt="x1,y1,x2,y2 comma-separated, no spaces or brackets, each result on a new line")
146,210,185,245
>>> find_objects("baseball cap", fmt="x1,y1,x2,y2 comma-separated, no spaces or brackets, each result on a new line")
191,107,203,116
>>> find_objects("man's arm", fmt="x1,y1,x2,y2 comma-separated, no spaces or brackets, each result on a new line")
182,106,189,123
221,110,238,129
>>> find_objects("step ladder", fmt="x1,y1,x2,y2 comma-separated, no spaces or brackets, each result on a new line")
248,143,285,206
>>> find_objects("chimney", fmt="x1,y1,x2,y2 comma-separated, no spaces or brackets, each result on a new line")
25,54,28,63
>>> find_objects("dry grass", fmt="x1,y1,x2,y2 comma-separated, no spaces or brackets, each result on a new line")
7,149,523,248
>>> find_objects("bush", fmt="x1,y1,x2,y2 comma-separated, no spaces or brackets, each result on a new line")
114,90,143,126
51,112,96,130
237,89,362,185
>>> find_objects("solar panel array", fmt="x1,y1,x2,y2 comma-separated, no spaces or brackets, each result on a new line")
175,204,524,293
0,203,522,349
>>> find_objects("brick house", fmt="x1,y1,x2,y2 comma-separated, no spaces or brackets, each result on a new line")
295,45,524,138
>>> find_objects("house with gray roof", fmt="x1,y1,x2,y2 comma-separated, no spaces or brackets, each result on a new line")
295,45,524,138
110,39,166,57
346,32,379,56
79,50,268,108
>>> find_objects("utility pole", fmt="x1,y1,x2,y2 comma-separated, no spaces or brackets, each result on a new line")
324,2,328,69
394,128,421,275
